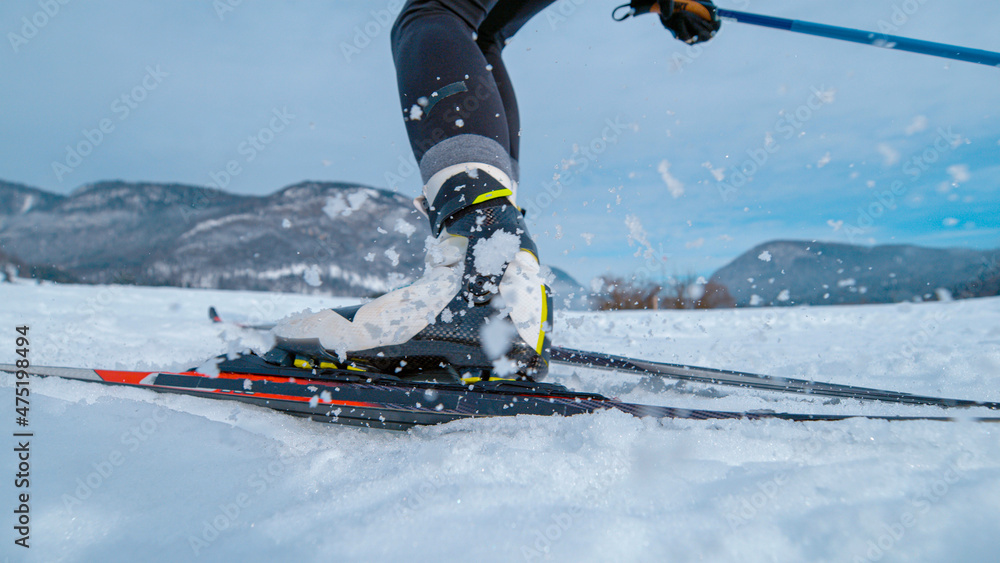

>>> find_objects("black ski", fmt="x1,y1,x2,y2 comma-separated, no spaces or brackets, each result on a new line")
208,307,1000,412
4,355,999,430
552,348,1000,411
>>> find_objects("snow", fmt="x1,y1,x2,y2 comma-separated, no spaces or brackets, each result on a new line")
302,265,322,287
19,193,36,214
472,230,520,276
624,215,657,260
701,161,726,182
322,190,374,218
479,315,516,360
656,159,685,199
383,247,400,267
2,281,1000,562
393,218,416,238
225,262,404,294
180,214,259,240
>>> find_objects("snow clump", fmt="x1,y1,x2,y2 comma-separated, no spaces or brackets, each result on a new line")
657,159,685,198
472,231,520,276
394,218,416,238
303,265,322,287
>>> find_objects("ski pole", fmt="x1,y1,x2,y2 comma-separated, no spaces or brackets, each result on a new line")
716,8,1000,68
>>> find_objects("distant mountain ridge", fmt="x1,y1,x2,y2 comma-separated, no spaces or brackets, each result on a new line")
6,180,994,308
0,179,427,296
0,179,590,306
0,179,65,217
710,240,1000,306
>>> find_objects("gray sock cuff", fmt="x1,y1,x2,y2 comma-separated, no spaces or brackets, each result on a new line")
418,134,515,184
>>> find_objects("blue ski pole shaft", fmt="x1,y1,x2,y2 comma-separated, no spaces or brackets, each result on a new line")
717,8,1000,68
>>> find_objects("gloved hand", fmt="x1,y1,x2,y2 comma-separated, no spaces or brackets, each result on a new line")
619,1,721,44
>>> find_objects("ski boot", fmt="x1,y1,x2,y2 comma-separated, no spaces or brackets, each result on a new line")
270,163,552,382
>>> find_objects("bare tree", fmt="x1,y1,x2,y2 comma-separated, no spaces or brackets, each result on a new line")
593,276,662,311
662,275,736,310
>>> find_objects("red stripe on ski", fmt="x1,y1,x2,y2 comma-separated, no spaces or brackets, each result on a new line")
95,369,384,409
153,385,382,409
95,369,160,385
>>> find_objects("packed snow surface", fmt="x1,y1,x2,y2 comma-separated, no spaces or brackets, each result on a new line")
2,282,999,562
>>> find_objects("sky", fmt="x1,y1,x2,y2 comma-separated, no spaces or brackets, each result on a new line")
2,0,998,285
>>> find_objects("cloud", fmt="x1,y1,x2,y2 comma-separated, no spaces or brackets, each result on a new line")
876,143,900,166
947,164,970,183
904,115,928,135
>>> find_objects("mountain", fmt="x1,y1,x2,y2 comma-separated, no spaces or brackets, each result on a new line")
710,240,1000,306
0,246,25,282
0,180,426,295
547,266,593,310
0,179,64,217
0,179,590,305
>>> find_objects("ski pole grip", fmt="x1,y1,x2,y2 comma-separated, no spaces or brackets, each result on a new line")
658,1,713,22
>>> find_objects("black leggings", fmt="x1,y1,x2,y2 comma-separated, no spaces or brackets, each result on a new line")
391,0,555,182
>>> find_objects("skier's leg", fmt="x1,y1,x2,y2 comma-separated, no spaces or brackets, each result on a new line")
476,0,557,165
391,0,515,182
274,0,553,380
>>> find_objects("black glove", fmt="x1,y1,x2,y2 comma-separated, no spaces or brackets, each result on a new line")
616,1,721,45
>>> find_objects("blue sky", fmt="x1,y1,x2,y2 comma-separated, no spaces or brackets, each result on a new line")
2,0,998,284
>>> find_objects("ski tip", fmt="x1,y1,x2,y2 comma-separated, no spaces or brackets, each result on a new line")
209,306,222,323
